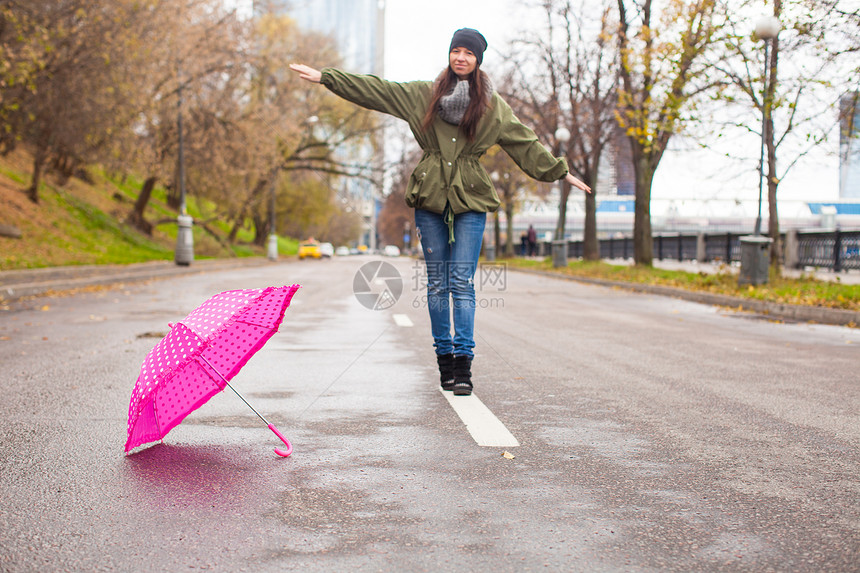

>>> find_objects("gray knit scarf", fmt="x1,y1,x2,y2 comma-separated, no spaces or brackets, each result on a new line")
437,77,494,125
438,80,471,125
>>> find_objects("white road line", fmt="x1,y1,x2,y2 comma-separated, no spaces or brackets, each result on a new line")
393,314,413,327
439,387,520,447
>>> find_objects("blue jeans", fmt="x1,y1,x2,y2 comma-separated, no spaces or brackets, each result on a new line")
414,209,486,358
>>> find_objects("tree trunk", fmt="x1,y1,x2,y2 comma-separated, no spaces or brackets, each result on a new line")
555,181,571,241
252,211,267,247
583,186,599,260
765,0,782,273
633,156,654,266
167,165,181,210
766,123,781,272
26,143,48,203
505,202,516,257
229,180,266,242
126,176,157,235
166,185,181,210
493,210,501,257
228,212,245,243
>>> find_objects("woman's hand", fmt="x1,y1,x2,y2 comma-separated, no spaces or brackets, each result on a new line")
289,63,322,83
566,172,591,194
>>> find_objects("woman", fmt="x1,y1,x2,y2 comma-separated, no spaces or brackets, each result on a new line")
290,28,590,396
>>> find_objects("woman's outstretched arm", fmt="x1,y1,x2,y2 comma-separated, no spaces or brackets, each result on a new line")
565,172,591,193
289,63,322,83
289,65,428,124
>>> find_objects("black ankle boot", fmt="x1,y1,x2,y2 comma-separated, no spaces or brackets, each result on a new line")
437,353,455,391
452,355,472,396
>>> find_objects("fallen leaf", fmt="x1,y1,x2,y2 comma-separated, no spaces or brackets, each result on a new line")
502,451,515,460
40,305,50,311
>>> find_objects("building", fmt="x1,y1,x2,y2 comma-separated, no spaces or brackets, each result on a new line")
840,92,859,199
254,0,384,74
611,126,636,196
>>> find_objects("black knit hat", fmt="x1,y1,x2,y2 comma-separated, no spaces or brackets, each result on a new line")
449,28,488,65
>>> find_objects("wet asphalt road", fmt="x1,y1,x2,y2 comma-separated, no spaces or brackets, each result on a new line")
0,256,858,572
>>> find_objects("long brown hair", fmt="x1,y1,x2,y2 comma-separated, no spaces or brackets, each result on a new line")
422,66,491,141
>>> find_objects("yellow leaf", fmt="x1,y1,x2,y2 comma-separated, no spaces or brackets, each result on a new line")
502,451,515,460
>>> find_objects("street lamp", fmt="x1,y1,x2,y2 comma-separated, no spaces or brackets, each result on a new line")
753,15,780,236
266,172,279,261
175,68,194,266
552,127,571,268
738,15,781,286
269,115,319,261
489,171,502,261
554,127,571,240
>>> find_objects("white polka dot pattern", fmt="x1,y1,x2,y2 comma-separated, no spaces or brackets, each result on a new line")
127,322,204,424
155,360,220,435
199,323,269,380
125,284,301,453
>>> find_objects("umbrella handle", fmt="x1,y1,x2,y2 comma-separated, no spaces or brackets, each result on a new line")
268,423,293,458
202,356,294,458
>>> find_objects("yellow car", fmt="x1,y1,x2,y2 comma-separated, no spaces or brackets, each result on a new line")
298,241,322,260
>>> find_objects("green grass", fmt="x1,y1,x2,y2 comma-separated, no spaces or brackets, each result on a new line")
51,188,174,264
0,154,301,270
0,164,28,186
506,258,860,312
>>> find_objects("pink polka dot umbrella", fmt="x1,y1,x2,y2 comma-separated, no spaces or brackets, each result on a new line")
125,284,301,456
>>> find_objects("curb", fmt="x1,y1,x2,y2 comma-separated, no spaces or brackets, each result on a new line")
0,258,274,303
512,268,860,328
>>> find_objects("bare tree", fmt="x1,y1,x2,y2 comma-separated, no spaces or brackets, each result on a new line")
1,0,160,202
503,0,617,260
480,145,536,257
0,2,48,147
615,0,721,265
717,0,860,271
377,147,420,250
117,7,378,244
140,0,248,214
231,14,382,245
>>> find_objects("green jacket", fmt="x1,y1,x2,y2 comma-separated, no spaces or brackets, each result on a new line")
321,68,568,218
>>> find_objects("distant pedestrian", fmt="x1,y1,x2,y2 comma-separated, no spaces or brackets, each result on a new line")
520,231,529,257
527,225,537,257
290,28,590,396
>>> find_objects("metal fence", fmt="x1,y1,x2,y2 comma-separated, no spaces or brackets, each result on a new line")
794,230,860,271
548,229,860,272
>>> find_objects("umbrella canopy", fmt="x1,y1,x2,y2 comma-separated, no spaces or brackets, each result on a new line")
125,284,301,456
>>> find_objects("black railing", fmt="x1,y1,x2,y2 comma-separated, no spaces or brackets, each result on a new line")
795,229,860,271
542,229,860,272
652,234,704,262
702,233,743,263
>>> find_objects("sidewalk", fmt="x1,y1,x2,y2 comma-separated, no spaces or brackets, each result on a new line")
634,259,860,285
518,255,860,284
0,257,271,303
512,258,860,327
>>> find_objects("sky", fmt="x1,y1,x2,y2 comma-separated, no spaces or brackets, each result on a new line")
383,0,533,82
